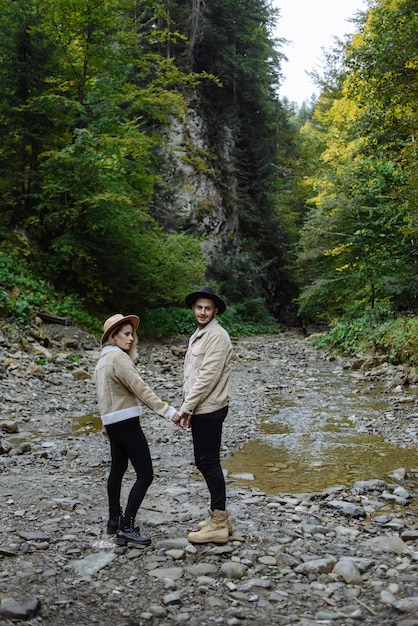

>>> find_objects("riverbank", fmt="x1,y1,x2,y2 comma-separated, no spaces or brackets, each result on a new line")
0,322,417,625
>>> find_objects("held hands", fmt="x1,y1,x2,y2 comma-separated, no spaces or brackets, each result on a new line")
172,411,192,429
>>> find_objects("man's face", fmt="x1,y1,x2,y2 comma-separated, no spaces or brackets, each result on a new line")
192,297,218,329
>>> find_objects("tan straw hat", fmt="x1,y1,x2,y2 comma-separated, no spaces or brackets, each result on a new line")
101,313,140,345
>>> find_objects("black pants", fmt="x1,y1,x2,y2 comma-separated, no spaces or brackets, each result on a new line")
191,406,228,511
106,417,153,521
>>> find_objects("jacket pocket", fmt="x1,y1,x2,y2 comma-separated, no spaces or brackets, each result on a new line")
191,346,205,366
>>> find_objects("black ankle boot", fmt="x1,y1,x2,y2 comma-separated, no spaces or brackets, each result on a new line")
116,517,151,546
107,506,122,535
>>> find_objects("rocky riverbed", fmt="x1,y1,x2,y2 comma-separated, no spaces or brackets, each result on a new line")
0,321,417,626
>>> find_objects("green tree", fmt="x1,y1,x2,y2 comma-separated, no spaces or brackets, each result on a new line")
297,0,417,321
0,0,205,312
172,0,296,313
0,0,63,225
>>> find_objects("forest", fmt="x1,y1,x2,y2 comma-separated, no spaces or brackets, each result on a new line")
0,0,416,363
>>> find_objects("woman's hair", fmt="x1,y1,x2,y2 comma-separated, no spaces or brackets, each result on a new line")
103,322,138,360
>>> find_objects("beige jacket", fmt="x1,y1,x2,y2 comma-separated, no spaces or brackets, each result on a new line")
181,318,232,416
95,346,176,426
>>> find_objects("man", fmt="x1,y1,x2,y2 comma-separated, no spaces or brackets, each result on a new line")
173,286,233,544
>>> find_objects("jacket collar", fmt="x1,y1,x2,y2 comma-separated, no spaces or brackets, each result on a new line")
100,345,123,356
191,318,218,340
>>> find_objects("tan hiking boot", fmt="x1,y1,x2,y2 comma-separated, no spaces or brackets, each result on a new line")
188,509,230,544
197,510,234,534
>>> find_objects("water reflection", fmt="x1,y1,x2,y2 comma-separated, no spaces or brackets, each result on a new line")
69,374,417,496
72,414,102,434
224,435,417,494
224,368,417,494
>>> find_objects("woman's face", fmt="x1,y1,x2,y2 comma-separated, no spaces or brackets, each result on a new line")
113,323,134,352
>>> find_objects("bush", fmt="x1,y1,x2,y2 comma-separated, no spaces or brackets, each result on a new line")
0,249,281,340
372,316,418,365
139,303,280,338
309,308,418,365
0,251,101,333
139,307,197,338
221,305,280,337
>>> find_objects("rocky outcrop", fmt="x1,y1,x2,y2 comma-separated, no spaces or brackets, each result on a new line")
161,102,240,259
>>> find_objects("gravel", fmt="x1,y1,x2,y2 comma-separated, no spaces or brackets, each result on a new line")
0,322,417,626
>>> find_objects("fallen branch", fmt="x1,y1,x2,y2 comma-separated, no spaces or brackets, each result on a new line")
36,311,71,325
354,596,378,615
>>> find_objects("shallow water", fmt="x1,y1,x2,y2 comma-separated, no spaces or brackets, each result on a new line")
223,434,417,494
69,366,417,495
72,414,102,434
223,368,417,494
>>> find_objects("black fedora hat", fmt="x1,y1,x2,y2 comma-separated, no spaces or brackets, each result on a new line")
185,286,226,314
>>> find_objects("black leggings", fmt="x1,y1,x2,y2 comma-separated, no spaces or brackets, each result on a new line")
191,406,228,511
106,417,153,521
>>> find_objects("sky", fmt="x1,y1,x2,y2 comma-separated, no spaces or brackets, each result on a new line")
273,0,366,105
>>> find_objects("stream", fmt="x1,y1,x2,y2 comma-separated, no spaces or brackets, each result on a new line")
67,331,417,497
223,351,417,494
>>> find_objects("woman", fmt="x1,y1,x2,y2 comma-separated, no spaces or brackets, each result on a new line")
95,313,178,546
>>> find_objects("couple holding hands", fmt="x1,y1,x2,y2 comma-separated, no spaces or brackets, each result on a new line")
94,287,233,548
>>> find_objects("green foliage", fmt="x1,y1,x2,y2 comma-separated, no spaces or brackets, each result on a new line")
210,251,271,301
0,251,101,332
0,247,280,341
233,298,275,325
177,0,296,313
0,244,280,338
33,124,206,310
138,307,197,338
310,308,418,365
373,316,418,365
296,0,417,321
296,155,415,320
0,0,210,314
221,305,280,337
139,303,280,338
0,0,297,324
131,232,206,310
